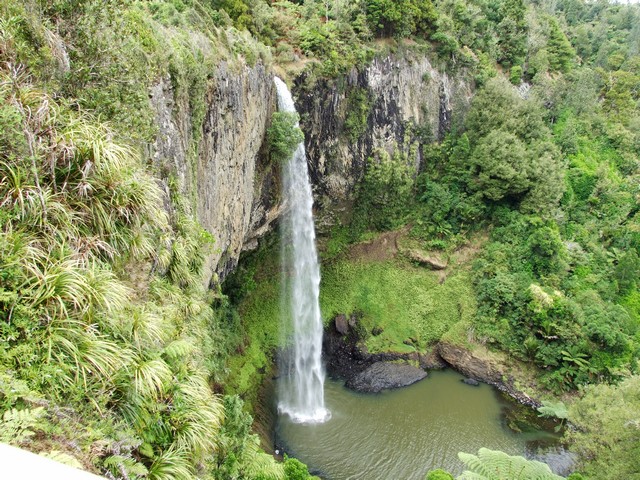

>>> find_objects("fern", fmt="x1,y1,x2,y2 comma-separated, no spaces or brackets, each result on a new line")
537,400,568,420
537,400,569,432
239,439,286,480
162,339,195,361
0,406,45,444
103,454,149,479
458,448,565,480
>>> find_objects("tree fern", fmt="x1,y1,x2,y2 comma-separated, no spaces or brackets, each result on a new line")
240,441,286,480
458,448,565,480
537,400,568,420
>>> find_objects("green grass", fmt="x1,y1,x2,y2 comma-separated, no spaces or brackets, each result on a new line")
222,242,283,407
228,235,478,404
320,258,477,353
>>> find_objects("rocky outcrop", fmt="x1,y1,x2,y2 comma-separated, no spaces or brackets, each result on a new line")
150,50,473,284
150,61,279,285
324,314,541,404
346,361,427,393
405,249,448,269
295,51,472,214
323,314,445,391
438,342,541,407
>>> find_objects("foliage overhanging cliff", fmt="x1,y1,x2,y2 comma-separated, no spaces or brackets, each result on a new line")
0,0,639,479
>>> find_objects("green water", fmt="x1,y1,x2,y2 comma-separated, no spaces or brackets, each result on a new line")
276,370,559,479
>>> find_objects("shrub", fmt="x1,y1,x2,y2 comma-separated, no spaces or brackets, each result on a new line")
267,112,304,164
344,88,371,141
509,65,523,84
352,151,414,233
425,469,454,480
284,456,311,480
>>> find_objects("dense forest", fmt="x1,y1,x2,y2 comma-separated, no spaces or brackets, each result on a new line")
0,0,639,479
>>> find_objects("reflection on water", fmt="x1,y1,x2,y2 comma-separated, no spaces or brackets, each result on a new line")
276,370,562,479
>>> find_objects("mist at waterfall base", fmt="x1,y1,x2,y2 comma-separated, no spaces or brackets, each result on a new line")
275,77,330,425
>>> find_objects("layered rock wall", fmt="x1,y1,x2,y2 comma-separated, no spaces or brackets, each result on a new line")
150,61,280,285
150,51,472,283
295,52,472,212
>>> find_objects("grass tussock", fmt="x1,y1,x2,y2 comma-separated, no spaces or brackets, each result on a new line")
0,8,285,476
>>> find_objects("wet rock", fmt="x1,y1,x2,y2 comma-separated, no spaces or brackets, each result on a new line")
345,362,427,393
295,52,472,223
150,61,278,286
462,378,480,386
418,350,447,370
437,343,502,384
335,314,349,335
437,342,541,408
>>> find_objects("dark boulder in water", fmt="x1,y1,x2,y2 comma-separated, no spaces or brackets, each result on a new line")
345,361,427,393
462,378,480,386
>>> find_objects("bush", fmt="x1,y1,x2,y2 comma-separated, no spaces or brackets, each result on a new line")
352,151,414,233
284,456,311,480
509,65,523,84
344,88,371,141
425,469,454,480
267,112,304,163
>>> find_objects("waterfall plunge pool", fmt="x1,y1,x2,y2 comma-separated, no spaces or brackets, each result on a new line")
276,369,569,479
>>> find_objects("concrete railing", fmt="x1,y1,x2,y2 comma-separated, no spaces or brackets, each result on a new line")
0,443,106,479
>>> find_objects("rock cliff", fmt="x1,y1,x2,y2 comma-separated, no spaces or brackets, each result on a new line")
149,51,472,284
150,60,281,285
295,53,472,214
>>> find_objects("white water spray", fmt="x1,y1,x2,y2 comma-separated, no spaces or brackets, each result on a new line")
275,77,330,424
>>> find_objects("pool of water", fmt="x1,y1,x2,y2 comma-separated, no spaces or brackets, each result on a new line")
276,370,560,479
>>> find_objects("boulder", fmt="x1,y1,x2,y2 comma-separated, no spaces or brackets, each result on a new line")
335,314,349,335
462,378,480,386
345,361,427,393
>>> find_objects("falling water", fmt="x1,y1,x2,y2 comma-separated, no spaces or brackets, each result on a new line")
275,77,330,424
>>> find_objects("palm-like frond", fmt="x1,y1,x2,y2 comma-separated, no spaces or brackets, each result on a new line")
128,225,157,261
120,305,168,349
170,374,223,459
458,448,564,480
240,439,286,480
21,257,129,317
0,162,40,218
148,446,196,480
131,357,173,400
46,320,127,390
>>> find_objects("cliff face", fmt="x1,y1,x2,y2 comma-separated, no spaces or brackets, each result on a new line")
295,53,472,215
150,60,281,285
150,52,472,282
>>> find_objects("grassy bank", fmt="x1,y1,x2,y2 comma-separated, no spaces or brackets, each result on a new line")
225,228,480,408
320,254,476,354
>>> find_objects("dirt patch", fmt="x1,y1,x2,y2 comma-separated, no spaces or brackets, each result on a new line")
347,228,407,262
449,232,489,268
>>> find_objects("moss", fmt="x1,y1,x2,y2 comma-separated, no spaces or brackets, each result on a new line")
221,237,284,404
344,87,372,141
320,256,477,353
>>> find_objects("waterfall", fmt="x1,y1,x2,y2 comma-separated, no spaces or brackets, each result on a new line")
275,77,330,424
